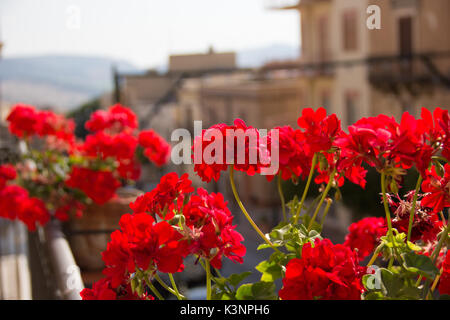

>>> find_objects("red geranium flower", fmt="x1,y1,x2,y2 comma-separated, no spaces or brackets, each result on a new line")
66,166,121,205
297,107,341,154
421,164,450,214
0,185,29,220
344,217,387,260
80,277,152,300
138,130,171,167
193,119,270,182
130,172,194,219
102,213,187,288
0,164,17,189
279,239,365,300
438,253,450,296
6,104,41,138
85,104,138,133
17,197,50,231
182,188,246,269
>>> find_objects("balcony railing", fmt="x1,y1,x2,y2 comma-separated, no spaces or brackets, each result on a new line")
368,53,450,90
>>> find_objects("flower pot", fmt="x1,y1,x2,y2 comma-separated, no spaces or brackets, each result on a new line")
65,187,143,272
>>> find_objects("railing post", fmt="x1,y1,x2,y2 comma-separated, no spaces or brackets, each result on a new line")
44,220,84,300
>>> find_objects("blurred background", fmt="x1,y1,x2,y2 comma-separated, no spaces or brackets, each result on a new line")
0,0,449,299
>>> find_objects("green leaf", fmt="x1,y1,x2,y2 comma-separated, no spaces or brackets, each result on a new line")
380,269,404,297
227,272,252,288
255,260,283,282
401,252,439,279
235,282,277,300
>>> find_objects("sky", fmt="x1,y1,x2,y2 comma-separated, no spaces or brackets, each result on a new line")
0,0,300,68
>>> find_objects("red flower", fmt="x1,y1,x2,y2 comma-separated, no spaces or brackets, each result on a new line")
66,167,121,205
297,107,341,154
182,188,246,269
80,277,151,300
0,185,29,220
85,104,138,133
0,164,17,189
193,119,270,182
138,130,171,167
279,239,365,300
81,131,140,180
421,164,450,214
17,197,50,231
6,104,41,138
102,230,134,288
102,213,187,287
266,126,313,181
130,172,194,219
80,278,117,300
6,104,76,149
344,217,387,260
438,253,450,296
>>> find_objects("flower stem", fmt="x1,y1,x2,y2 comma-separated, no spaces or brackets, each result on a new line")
431,218,450,263
407,175,422,242
154,274,185,300
229,166,280,253
205,259,212,300
430,267,443,293
308,169,335,232
277,173,287,222
145,278,164,300
319,198,333,228
169,274,183,300
366,251,379,267
380,172,394,242
294,153,318,224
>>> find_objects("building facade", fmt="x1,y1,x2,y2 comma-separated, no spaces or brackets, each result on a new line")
267,0,450,126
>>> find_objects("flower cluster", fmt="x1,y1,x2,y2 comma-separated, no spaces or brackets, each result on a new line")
82,172,245,300
6,104,76,150
193,119,270,182
138,130,171,167
77,107,450,301
0,165,50,231
3,103,170,230
279,239,365,300
344,217,387,260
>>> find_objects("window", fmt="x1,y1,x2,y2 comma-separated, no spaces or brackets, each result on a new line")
345,91,359,126
399,16,413,56
318,15,329,61
321,90,331,112
342,9,358,52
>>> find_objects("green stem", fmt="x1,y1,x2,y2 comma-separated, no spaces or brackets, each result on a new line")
169,274,182,300
145,278,164,300
307,169,335,232
319,198,333,228
277,173,287,222
380,172,394,241
431,218,450,263
229,167,280,253
205,259,212,300
154,274,185,300
407,175,422,242
423,214,450,298
366,250,380,267
294,153,318,224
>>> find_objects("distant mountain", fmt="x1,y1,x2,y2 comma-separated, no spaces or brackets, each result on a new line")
0,55,139,111
0,44,299,112
237,43,300,68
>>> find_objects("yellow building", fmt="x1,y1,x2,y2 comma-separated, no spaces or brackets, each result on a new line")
266,0,450,125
